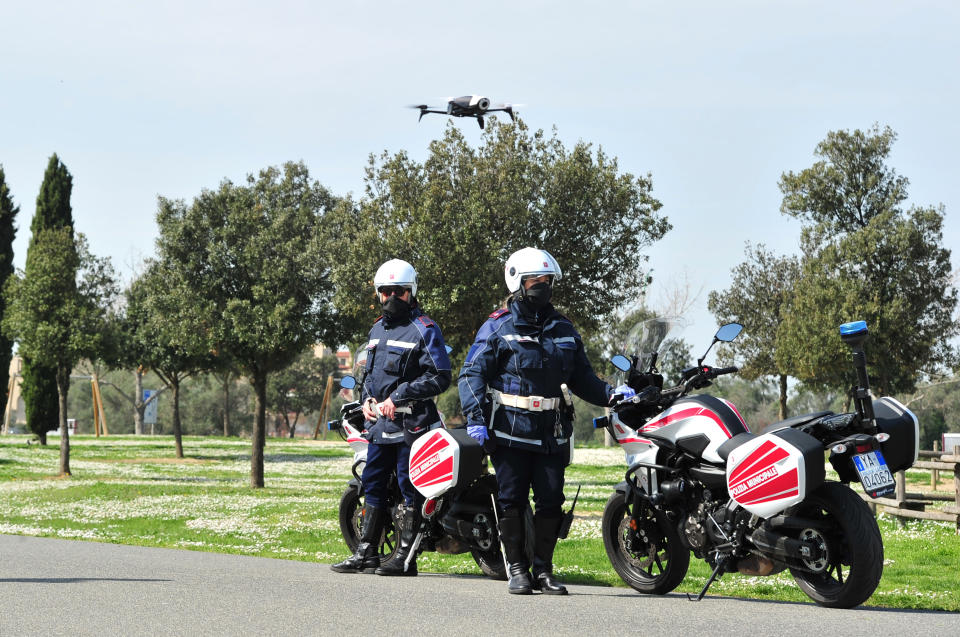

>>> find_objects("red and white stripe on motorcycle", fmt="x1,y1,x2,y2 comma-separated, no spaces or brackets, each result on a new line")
726,435,807,518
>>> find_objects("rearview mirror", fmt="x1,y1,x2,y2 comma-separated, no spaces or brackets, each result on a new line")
715,323,743,343
339,375,357,390
611,355,632,372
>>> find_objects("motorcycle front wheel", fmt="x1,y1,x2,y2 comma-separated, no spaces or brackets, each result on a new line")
602,491,689,595
788,482,883,608
338,487,398,562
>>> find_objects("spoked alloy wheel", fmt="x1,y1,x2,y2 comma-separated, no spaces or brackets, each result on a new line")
470,510,507,580
601,492,689,595
469,505,534,581
788,482,883,608
338,487,398,563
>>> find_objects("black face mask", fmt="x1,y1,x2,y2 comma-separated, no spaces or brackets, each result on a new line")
382,295,412,320
522,282,553,310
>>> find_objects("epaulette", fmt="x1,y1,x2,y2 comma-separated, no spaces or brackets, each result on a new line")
489,308,509,319
374,315,383,324
417,315,435,328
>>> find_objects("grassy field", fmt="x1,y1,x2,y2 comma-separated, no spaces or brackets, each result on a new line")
0,434,957,611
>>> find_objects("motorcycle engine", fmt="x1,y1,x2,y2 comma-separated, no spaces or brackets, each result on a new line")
682,501,728,559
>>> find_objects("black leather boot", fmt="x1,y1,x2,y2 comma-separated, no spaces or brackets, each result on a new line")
532,513,567,595
376,505,420,576
331,505,387,573
499,512,533,595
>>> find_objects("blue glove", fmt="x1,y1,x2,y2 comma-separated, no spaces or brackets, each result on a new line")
467,424,488,444
612,384,637,403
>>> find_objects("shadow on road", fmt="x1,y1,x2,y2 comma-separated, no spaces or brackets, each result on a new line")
0,577,171,584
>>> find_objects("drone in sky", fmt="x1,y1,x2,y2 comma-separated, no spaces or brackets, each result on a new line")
412,95,517,129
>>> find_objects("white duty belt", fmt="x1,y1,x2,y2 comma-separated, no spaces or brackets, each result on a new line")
492,389,560,412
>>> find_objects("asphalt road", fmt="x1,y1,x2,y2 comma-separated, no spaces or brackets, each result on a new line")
1,534,956,636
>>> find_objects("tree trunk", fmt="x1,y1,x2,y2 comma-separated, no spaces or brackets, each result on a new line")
222,373,231,437
778,374,788,420
251,371,266,488
56,366,70,476
288,410,300,439
172,377,184,458
134,367,144,435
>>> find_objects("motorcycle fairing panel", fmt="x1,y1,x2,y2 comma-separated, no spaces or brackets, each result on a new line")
725,428,826,518
612,394,749,475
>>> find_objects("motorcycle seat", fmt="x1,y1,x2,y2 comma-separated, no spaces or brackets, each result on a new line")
760,411,833,435
717,432,757,462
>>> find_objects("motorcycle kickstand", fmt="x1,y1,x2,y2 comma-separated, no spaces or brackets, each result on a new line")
490,494,510,576
686,555,729,602
404,527,425,572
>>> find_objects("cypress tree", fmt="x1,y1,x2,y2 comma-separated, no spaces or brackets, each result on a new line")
0,166,18,421
22,154,74,444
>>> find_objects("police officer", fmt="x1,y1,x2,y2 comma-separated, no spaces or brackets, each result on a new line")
331,259,451,576
458,248,613,595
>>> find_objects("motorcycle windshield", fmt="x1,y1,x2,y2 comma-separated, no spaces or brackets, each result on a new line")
624,317,683,370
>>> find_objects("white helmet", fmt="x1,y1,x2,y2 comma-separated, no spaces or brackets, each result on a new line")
374,259,417,297
503,247,562,294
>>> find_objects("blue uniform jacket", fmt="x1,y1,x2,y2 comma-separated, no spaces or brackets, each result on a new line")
458,301,612,454
362,306,452,445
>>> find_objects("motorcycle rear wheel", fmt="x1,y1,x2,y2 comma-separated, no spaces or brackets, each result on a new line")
602,492,689,595
338,487,398,562
788,482,883,608
469,505,534,581
471,548,507,580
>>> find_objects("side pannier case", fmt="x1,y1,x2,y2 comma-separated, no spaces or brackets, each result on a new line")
409,428,484,499
726,428,825,518
872,397,919,473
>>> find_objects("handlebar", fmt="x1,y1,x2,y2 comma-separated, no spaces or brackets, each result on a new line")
611,364,740,413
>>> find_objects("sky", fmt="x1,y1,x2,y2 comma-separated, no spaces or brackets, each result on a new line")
2,0,958,351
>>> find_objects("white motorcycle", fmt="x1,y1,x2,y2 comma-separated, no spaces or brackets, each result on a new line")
595,319,918,608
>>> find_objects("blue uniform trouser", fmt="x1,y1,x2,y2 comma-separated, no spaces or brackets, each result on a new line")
491,445,566,518
363,441,421,509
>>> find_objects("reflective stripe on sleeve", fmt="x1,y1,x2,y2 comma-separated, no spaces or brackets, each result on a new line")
502,334,539,343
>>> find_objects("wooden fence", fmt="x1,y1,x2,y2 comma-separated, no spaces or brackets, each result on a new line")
863,442,960,532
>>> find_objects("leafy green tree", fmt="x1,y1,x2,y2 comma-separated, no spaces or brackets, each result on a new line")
126,261,214,457
327,120,670,351
776,125,957,395
267,351,339,438
703,376,780,431
779,125,908,234
3,231,116,474
0,166,18,417
708,244,800,419
92,285,165,436
155,162,342,486
20,154,74,444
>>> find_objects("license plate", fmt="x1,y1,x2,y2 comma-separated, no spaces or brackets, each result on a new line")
853,450,895,498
